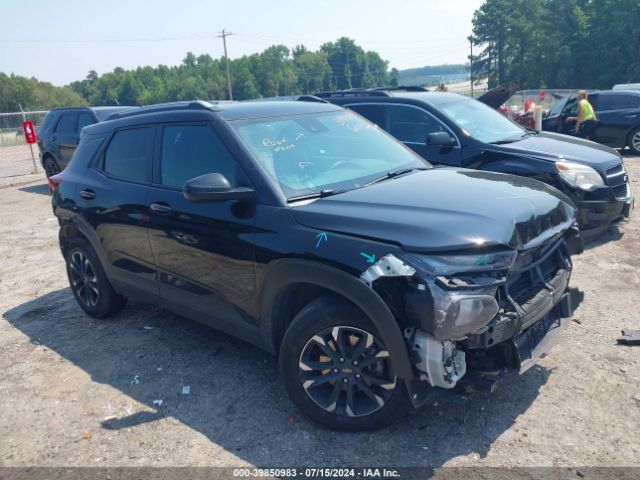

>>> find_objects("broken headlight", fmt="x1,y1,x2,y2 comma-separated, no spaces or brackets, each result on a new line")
402,252,514,339
403,250,517,276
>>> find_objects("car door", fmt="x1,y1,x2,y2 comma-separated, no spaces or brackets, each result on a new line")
560,97,578,135
54,112,79,168
542,96,568,132
146,122,257,330
593,93,640,147
77,125,159,303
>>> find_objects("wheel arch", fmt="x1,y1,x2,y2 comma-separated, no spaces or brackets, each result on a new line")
259,259,414,380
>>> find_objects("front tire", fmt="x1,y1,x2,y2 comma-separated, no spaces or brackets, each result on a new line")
279,295,411,431
64,238,126,318
628,127,640,155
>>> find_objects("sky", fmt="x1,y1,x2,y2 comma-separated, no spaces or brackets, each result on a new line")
0,0,484,86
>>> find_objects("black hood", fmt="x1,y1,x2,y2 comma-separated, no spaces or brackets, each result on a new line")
494,131,621,173
291,168,576,252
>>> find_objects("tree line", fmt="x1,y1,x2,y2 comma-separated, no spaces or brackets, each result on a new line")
471,0,640,90
0,72,87,112
0,37,399,111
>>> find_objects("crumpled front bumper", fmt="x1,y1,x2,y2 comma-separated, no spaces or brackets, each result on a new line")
514,286,583,373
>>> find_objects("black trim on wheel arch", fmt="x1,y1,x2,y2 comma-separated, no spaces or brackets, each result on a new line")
260,259,414,380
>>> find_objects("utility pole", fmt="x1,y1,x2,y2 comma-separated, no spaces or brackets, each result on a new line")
220,29,233,101
468,35,474,97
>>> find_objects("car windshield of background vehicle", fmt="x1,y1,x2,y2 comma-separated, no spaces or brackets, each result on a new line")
232,110,429,200
439,98,525,144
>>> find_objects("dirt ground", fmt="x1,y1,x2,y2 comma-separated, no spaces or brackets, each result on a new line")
1,155,639,468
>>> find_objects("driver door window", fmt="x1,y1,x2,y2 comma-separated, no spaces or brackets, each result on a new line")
385,105,447,143
383,104,461,166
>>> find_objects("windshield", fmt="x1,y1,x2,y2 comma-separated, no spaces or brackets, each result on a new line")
232,110,429,200
439,98,525,144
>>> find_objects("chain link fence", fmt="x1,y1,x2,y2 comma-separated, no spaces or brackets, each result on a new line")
0,110,48,186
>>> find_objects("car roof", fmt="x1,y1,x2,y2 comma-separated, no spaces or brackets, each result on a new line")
385,91,469,106
48,105,137,113
217,100,343,120
599,89,640,96
82,100,344,135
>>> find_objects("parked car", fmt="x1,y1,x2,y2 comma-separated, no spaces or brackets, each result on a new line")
50,100,583,430
542,89,640,155
316,88,634,238
37,106,136,177
613,84,640,91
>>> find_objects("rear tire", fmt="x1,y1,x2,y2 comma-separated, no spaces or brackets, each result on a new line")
43,156,61,178
628,127,640,155
64,238,126,318
279,295,411,431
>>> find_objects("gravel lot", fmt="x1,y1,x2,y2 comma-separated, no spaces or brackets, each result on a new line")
1,155,639,468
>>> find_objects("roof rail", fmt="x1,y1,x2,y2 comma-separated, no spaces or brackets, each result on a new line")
247,95,329,104
105,100,220,121
372,85,428,92
314,89,391,98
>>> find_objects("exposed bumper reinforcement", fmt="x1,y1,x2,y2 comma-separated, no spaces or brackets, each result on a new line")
515,288,581,373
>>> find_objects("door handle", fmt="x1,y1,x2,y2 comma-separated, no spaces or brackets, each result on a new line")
150,202,172,215
79,189,96,200
625,114,638,118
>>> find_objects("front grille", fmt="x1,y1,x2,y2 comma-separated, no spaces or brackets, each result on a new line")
606,162,624,178
612,182,630,200
506,238,568,305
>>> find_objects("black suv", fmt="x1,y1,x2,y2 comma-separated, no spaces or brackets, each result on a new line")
37,106,136,177
542,89,640,154
51,100,583,430
317,88,633,238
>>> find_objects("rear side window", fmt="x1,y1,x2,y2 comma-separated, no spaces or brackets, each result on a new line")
385,105,447,143
160,124,237,188
70,137,104,169
104,127,154,182
77,112,95,131
56,114,77,135
39,112,58,135
598,94,640,110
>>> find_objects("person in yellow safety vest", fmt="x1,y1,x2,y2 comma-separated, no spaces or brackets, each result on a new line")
566,90,598,140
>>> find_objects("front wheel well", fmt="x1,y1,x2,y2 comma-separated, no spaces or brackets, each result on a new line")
270,283,359,354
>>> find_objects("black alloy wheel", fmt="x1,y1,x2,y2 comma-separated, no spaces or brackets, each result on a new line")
69,250,99,308
299,325,397,418
279,295,410,430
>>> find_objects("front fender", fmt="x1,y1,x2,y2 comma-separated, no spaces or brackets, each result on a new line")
259,259,414,380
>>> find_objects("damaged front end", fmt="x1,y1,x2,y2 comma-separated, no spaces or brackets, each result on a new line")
359,225,583,406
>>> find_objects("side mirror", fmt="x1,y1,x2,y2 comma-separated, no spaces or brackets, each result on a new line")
426,131,456,147
183,173,254,203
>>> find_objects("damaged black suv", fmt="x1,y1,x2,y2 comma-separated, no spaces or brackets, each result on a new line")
51,100,583,430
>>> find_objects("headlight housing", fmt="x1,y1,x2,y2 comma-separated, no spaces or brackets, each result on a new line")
555,160,604,190
404,250,517,276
